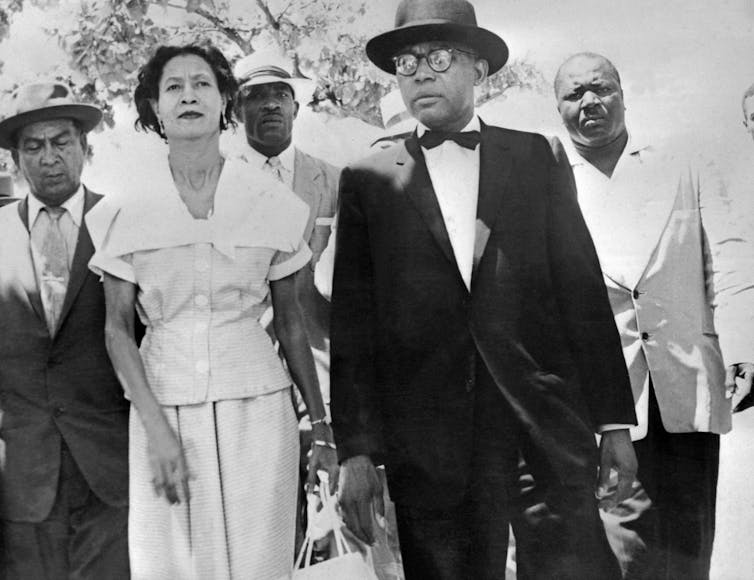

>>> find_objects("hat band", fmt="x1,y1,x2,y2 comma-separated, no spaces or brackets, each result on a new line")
239,65,293,85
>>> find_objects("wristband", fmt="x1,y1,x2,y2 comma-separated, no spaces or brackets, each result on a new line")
310,416,331,426
312,439,336,450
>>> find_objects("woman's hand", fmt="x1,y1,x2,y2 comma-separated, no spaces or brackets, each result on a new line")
146,420,191,505
307,423,339,493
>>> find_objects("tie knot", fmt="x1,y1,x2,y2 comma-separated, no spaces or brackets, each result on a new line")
419,129,480,150
44,206,65,221
266,156,282,169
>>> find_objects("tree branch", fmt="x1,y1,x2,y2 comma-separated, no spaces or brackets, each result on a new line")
254,0,278,30
193,7,253,53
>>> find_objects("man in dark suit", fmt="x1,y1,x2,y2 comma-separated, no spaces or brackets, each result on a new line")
330,1,638,579
0,83,129,579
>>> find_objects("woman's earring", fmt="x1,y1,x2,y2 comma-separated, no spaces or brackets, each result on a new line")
158,118,166,133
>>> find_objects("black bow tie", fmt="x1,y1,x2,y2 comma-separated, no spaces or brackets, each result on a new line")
419,129,481,150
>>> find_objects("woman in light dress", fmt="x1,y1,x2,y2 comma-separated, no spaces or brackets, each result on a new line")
87,43,337,579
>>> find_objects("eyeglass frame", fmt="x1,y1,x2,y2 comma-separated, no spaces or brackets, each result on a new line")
392,47,478,77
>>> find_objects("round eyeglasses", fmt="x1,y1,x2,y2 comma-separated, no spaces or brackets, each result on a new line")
392,47,477,76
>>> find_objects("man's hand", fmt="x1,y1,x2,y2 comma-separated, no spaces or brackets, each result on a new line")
337,454,384,544
597,428,637,510
726,363,754,410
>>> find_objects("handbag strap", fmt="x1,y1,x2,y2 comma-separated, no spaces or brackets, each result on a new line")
295,479,354,569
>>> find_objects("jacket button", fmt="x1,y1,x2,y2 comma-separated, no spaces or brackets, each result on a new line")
632,289,641,299
54,407,65,417
465,378,474,392
641,332,650,341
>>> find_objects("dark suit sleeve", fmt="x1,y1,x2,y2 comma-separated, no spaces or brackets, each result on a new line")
330,166,386,464
542,136,637,428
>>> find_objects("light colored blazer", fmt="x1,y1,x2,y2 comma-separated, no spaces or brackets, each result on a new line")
292,148,340,265
569,137,750,438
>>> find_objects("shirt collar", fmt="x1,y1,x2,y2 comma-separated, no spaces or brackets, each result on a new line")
564,131,650,168
416,115,481,138
245,143,295,173
28,184,85,227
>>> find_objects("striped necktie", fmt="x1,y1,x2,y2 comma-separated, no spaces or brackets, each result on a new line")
265,156,286,183
37,206,70,335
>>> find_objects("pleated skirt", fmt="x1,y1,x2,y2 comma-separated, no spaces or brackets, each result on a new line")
128,388,299,580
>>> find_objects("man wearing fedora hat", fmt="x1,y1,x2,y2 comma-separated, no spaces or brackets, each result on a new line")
0,82,129,578
330,1,638,578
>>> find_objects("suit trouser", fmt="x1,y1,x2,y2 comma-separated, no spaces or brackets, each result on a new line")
601,381,719,580
394,365,620,580
2,441,129,580
394,365,519,580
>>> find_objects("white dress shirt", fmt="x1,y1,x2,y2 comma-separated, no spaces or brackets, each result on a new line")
240,144,295,189
29,185,84,272
418,116,481,290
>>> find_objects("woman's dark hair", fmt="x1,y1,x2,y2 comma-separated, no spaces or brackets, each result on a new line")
134,43,238,140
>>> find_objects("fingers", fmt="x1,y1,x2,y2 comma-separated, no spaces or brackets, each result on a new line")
372,486,386,531
151,457,191,505
725,364,738,398
613,469,634,505
328,464,340,496
739,366,754,399
305,460,318,493
596,454,612,498
355,497,376,544
340,497,373,544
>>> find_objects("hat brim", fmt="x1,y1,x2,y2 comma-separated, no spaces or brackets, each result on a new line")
366,23,508,75
0,104,102,150
238,76,316,100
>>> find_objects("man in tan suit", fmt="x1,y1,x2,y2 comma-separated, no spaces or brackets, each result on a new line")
554,51,753,579
233,50,340,404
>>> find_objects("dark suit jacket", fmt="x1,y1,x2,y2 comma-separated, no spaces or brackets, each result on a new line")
0,189,129,522
330,123,636,510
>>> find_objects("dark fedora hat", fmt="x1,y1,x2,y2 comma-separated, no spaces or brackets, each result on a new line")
366,0,508,75
0,82,102,150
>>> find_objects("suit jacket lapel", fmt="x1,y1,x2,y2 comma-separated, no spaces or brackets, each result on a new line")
472,123,512,281
56,188,102,334
398,134,459,275
16,197,46,323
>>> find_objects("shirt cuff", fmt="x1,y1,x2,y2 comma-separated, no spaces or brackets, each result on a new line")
598,423,633,433
268,243,312,281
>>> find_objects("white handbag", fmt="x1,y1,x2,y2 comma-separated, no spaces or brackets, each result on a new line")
289,479,379,580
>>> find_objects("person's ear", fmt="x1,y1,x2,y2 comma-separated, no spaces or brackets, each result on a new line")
293,100,300,119
473,58,489,86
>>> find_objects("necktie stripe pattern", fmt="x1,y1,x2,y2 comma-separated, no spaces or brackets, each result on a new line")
38,206,69,335
265,156,286,182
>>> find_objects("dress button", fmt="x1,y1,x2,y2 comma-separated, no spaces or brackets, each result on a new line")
196,260,209,273
196,360,209,374
641,332,650,341
632,289,640,300
194,294,208,307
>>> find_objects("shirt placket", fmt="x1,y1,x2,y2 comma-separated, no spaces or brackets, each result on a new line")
192,243,212,400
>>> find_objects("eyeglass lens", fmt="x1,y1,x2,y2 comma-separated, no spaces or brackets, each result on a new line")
394,49,453,76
